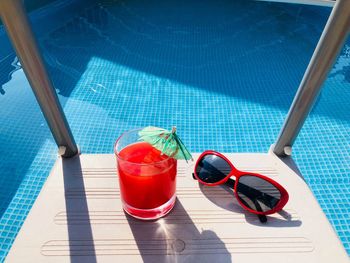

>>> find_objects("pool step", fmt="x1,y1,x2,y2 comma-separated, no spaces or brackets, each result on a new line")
5,153,348,262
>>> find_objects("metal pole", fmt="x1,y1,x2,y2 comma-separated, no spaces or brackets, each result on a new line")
0,0,78,157
273,0,350,156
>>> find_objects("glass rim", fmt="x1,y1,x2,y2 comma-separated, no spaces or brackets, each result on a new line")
114,128,175,165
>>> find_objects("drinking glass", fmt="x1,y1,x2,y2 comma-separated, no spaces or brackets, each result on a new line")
115,129,177,220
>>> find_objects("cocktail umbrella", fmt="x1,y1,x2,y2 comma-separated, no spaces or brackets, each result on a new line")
138,126,193,162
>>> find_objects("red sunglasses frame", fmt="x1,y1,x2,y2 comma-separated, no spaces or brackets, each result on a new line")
193,151,289,216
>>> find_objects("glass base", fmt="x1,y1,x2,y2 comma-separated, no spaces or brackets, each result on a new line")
123,194,176,220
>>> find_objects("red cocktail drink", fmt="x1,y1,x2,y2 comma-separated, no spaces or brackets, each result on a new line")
115,130,177,220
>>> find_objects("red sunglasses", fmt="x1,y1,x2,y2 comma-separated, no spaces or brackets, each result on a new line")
193,151,289,220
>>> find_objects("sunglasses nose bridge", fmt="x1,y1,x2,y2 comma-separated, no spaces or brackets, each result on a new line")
229,166,245,178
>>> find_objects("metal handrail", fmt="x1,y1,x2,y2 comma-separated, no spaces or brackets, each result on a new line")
273,0,350,156
0,0,78,158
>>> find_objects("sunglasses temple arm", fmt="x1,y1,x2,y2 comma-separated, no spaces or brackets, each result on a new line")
191,174,236,188
254,200,268,223
193,172,278,208
225,178,235,188
192,175,267,223
235,190,267,223
236,181,280,209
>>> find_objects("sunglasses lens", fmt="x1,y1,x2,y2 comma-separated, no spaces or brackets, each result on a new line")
236,175,281,213
195,154,231,184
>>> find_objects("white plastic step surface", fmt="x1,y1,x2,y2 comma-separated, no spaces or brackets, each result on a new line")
5,153,349,262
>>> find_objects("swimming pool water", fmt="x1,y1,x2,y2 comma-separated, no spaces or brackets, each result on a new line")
0,0,349,260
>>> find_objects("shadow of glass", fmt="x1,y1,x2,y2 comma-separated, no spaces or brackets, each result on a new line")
126,198,232,263
62,156,97,263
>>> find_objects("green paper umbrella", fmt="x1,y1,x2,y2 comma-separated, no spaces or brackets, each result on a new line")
138,126,193,162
